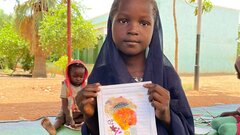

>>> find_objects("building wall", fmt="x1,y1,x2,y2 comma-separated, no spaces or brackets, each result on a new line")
158,0,239,74
87,0,239,74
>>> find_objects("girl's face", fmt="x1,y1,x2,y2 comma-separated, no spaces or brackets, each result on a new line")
112,0,154,56
69,67,85,87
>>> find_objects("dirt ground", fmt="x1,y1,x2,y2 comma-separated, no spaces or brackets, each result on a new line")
0,73,239,121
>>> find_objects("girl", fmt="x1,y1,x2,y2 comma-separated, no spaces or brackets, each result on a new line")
76,0,194,134
42,60,88,135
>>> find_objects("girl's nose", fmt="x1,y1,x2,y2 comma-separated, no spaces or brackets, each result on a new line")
127,22,139,35
76,77,82,81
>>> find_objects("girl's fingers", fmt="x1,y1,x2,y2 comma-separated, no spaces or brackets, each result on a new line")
144,83,156,90
145,83,171,122
81,83,101,98
82,90,98,98
151,99,162,108
84,103,95,116
152,92,164,103
82,97,95,105
84,83,101,92
148,93,163,102
148,94,153,102
145,83,170,110
144,83,169,98
144,83,162,93
149,93,165,109
81,98,95,116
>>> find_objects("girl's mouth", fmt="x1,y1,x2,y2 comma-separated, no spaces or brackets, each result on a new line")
123,40,141,46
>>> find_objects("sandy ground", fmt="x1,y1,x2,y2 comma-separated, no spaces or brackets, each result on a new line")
0,73,239,121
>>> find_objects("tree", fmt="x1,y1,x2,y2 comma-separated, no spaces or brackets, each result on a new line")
173,0,179,72
0,9,12,29
0,10,29,71
173,0,213,72
38,3,97,57
0,23,29,74
190,0,213,16
15,0,58,78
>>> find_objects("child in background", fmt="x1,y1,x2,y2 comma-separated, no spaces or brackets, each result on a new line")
210,107,240,135
41,60,88,135
76,0,194,134
235,56,240,79
210,57,240,135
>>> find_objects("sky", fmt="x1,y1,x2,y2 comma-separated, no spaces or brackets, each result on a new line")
0,0,240,19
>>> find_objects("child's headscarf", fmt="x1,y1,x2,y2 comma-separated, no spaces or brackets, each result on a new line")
85,3,194,135
65,60,88,112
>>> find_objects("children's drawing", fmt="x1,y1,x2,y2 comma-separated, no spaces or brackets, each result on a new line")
105,96,137,135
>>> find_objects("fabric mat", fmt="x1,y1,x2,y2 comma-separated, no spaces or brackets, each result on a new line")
192,104,240,135
0,116,81,135
0,104,239,135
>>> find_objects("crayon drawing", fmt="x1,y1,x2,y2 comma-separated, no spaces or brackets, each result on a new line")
105,96,137,135
97,82,157,135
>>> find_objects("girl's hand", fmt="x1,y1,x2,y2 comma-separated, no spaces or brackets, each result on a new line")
144,83,171,126
77,83,101,119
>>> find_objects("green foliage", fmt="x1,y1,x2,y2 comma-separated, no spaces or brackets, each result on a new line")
53,55,68,75
2,68,12,74
15,0,57,31
0,58,4,69
0,22,30,70
0,9,12,29
21,51,34,72
39,2,98,56
47,53,61,62
187,0,213,15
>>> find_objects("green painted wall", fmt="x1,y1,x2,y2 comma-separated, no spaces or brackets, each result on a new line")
78,36,104,64
158,0,239,74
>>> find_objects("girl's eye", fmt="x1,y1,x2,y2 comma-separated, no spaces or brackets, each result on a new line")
119,18,128,24
140,20,151,26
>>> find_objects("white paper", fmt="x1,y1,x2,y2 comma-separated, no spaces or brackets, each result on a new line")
97,81,157,135
194,127,212,135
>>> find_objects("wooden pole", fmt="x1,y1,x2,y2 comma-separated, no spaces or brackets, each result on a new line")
67,0,71,64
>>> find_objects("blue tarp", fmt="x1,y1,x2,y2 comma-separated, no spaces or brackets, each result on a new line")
0,117,80,135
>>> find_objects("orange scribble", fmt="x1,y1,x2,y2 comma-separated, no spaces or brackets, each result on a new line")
112,107,137,130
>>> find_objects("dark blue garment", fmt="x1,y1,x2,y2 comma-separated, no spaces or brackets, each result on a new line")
81,6,194,135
